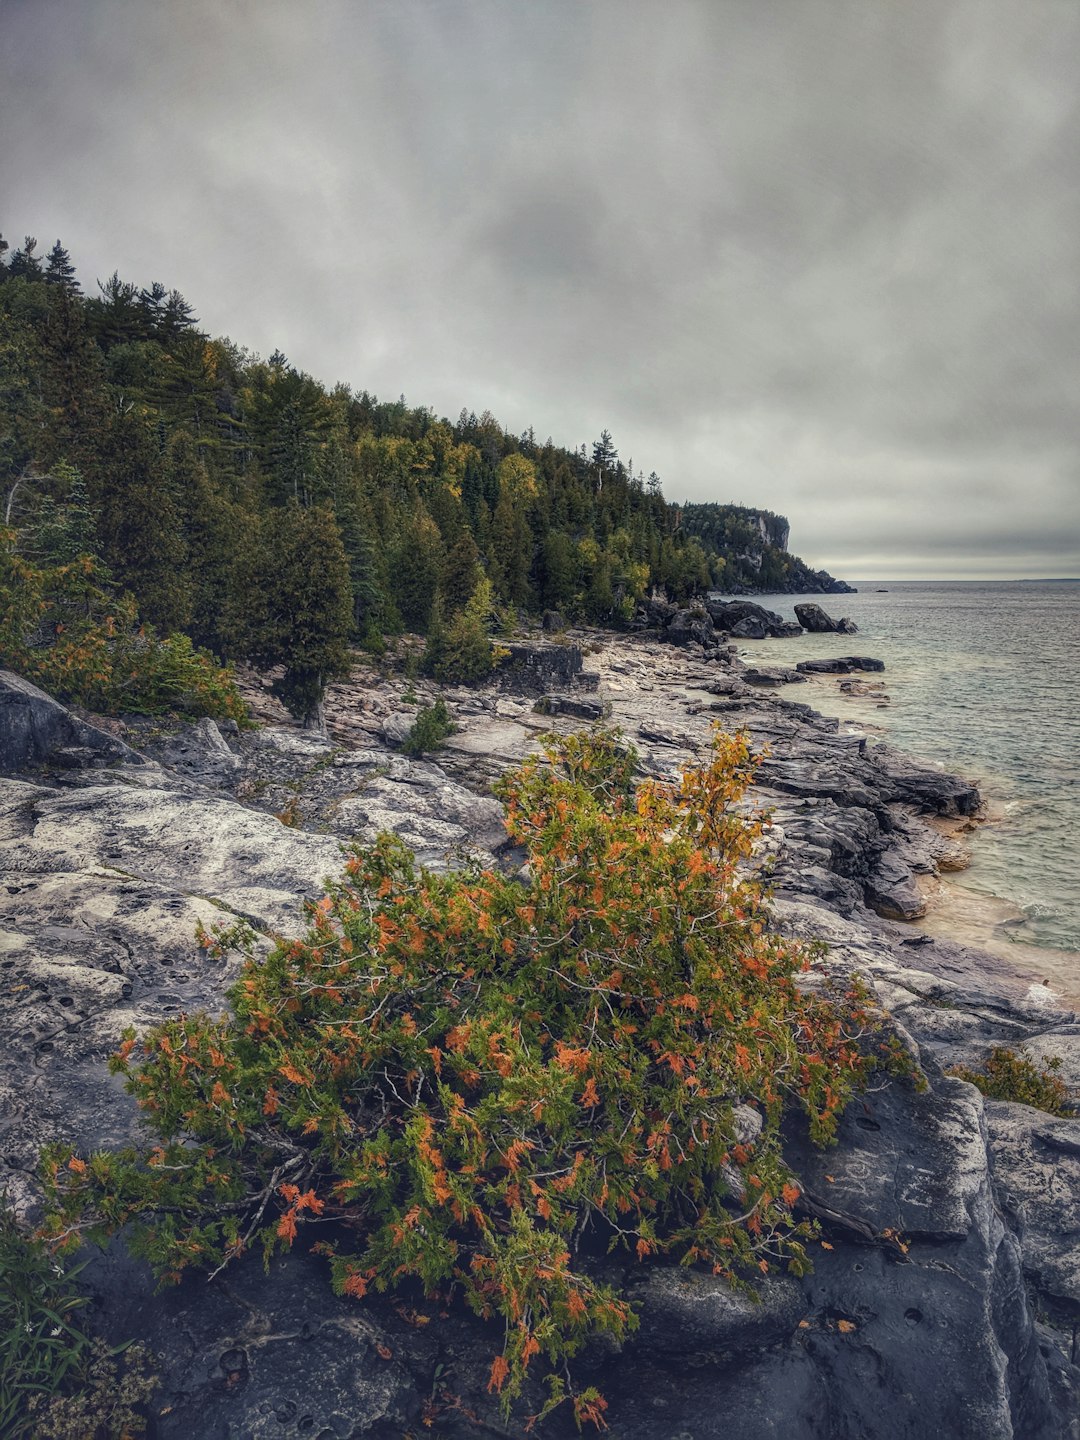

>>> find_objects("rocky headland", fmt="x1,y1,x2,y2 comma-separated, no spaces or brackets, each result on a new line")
2,610,1079,1439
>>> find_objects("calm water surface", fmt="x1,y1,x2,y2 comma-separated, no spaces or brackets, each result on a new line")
739,581,1080,992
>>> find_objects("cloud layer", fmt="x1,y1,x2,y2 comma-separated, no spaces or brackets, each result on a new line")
3,0,1078,577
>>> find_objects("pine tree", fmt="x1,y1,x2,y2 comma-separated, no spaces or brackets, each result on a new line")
7,236,43,281
442,530,483,615
25,462,100,567
389,506,444,632
489,489,532,608
88,272,145,349
254,504,354,728
159,289,198,341
93,411,191,632
37,283,110,473
44,241,80,294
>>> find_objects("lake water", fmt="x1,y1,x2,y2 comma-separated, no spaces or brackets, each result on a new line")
738,580,1080,997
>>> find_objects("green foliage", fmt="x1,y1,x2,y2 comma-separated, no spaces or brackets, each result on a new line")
228,503,353,725
423,576,506,684
0,1209,156,1438
0,524,247,723
41,727,901,1422
2,228,850,711
400,697,457,756
948,1047,1070,1115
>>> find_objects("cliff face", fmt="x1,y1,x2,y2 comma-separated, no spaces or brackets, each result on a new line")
680,502,855,594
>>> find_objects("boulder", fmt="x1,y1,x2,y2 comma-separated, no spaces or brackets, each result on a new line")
534,694,609,721
743,666,807,687
664,608,715,647
705,599,788,636
541,608,567,633
866,853,928,921
797,657,885,674
0,669,143,773
794,603,856,634
730,616,768,639
381,711,417,747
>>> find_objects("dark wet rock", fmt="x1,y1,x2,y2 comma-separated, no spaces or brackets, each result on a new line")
627,1268,808,1356
797,656,885,674
636,594,680,628
0,669,143,774
794,603,856,635
705,598,789,636
875,745,982,817
664,607,716,647
730,615,769,638
743,666,807,686
89,1244,415,1440
984,1101,1080,1322
866,853,927,921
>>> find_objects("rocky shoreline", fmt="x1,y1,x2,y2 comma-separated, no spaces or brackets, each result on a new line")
1,624,1079,1439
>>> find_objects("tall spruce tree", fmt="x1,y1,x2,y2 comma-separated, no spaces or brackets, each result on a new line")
44,241,80,294
234,506,352,731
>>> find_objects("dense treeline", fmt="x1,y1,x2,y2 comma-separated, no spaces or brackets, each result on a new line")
0,230,822,721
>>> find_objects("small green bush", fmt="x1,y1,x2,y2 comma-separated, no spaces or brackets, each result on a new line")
948,1047,1070,1115
401,698,456,756
0,1209,156,1438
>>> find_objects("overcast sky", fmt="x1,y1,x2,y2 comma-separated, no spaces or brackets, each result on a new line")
3,0,1078,579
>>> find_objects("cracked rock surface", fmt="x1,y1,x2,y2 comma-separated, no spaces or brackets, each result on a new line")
2,649,1078,1438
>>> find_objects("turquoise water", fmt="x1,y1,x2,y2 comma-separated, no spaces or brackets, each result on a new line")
739,581,1080,971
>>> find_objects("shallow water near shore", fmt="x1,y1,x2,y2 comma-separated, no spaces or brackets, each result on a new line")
740,579,1080,997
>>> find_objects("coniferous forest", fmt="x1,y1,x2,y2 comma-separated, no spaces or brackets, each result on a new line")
0,232,835,724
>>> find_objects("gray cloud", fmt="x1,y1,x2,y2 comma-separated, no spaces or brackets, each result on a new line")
2,0,1078,577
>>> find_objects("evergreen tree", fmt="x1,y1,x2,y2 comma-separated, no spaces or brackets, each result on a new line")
7,237,43,282
37,283,110,472
138,281,168,330
93,410,191,632
489,488,532,607
539,529,576,611
159,289,198,341
245,504,353,728
389,506,444,632
441,530,482,615
44,241,80,294
88,272,145,349
25,461,100,567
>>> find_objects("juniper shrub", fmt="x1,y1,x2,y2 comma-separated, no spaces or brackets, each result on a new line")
41,726,905,1424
